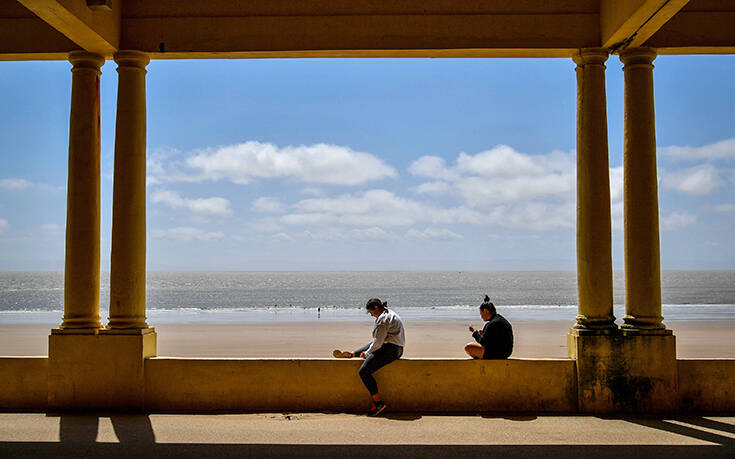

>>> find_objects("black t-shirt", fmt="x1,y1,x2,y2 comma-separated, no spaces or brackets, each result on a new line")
472,313,514,359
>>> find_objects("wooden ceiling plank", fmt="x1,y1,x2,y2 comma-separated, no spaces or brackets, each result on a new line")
646,10,735,50
17,0,119,56
0,16,77,59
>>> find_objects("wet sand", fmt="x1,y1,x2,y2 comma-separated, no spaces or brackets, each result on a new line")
1,320,734,359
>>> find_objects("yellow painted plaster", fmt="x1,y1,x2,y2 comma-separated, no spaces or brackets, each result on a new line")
144,358,578,413
0,357,48,410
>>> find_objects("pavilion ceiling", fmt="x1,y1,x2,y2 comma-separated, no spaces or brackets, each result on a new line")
1,0,733,60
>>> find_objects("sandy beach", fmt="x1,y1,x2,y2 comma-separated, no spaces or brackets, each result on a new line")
1,319,734,359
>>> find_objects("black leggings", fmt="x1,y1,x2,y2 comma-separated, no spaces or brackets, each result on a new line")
353,343,403,395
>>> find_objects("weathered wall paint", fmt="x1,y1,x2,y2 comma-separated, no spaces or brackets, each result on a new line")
679,359,735,413
569,332,678,413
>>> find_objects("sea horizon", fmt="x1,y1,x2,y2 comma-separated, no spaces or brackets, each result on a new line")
1,270,733,324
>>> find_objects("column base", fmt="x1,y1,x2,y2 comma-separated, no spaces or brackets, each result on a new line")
48,328,157,411
620,325,672,336
622,315,669,334
567,331,677,414
51,327,101,335
570,325,618,336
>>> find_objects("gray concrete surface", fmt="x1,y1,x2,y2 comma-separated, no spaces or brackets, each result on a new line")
1,413,734,458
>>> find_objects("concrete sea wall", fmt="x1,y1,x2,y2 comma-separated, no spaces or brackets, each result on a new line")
1,356,734,413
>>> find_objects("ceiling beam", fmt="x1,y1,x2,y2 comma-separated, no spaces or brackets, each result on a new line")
121,13,599,59
16,0,119,57
600,0,690,52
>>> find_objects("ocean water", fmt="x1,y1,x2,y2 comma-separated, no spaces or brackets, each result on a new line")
0,270,734,323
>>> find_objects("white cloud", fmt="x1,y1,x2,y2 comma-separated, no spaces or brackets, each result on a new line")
660,211,696,230
712,203,735,214
410,147,575,203
351,227,398,241
0,178,33,190
0,178,60,192
147,148,183,186
408,156,459,181
0,219,8,232
281,213,334,226
248,219,282,233
660,138,735,161
271,232,294,242
412,181,451,195
301,229,347,241
408,146,577,230
609,166,624,229
251,197,284,213
661,164,722,196
300,187,326,196
150,227,224,241
151,189,232,216
406,228,463,241
181,141,397,186
456,145,544,177
456,174,573,206
484,202,575,230
285,189,482,228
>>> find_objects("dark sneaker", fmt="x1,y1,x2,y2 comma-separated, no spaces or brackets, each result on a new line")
367,401,386,417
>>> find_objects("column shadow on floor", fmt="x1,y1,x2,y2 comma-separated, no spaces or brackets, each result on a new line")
1,414,728,459
624,416,735,447
53,413,156,445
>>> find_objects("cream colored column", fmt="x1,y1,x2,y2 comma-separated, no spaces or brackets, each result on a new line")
61,51,104,330
108,50,150,329
620,47,668,333
572,48,616,333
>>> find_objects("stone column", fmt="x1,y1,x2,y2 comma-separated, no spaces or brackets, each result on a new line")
60,51,104,330
572,48,616,334
620,47,668,334
108,50,150,329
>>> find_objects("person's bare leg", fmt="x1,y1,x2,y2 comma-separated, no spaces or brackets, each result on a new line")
464,342,484,359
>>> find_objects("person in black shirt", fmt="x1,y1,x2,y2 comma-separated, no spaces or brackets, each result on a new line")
465,295,513,359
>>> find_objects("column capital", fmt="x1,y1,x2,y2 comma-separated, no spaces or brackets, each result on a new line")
572,48,609,67
619,47,657,68
68,51,105,74
114,50,150,70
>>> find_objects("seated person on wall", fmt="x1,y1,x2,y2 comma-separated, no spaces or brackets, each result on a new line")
332,298,405,417
465,295,513,360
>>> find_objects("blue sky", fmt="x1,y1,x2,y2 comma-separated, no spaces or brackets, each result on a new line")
0,56,733,270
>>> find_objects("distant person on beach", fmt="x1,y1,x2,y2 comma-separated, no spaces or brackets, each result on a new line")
465,295,513,359
332,298,405,416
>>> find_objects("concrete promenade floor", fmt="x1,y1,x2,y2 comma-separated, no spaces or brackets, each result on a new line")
1,413,734,458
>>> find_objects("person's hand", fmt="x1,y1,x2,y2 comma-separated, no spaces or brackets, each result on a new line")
360,352,367,359
469,325,476,333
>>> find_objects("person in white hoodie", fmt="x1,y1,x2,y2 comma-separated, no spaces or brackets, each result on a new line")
333,298,405,416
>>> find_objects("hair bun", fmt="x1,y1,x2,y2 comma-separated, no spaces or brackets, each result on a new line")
484,295,490,302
